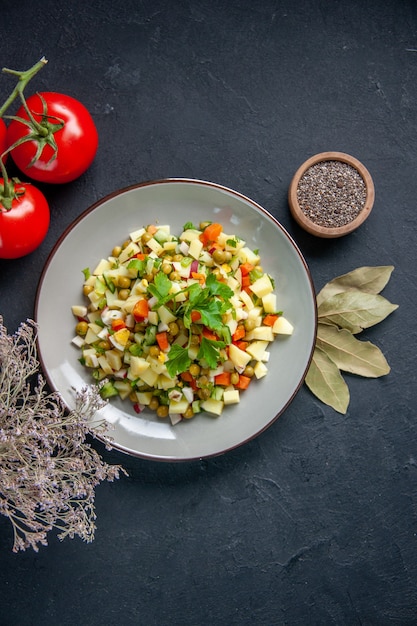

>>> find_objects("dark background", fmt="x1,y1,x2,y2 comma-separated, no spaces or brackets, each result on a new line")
1,1,416,624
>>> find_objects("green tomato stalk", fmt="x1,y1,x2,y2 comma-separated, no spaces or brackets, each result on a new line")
0,157,24,212
0,57,48,119
0,57,65,167
0,58,46,210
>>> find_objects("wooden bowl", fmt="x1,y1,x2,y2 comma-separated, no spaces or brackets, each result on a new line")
288,151,375,238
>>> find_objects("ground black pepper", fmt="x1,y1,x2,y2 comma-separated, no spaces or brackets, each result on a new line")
296,160,366,228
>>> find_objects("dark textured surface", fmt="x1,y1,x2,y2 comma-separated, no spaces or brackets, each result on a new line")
0,1,416,624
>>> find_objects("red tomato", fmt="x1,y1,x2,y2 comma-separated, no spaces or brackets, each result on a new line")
0,119,7,164
0,180,50,258
6,92,98,184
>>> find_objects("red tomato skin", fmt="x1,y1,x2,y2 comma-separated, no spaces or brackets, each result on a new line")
0,119,7,164
6,92,98,184
0,181,50,259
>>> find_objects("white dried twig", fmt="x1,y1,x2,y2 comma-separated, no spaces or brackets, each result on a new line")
0,316,127,553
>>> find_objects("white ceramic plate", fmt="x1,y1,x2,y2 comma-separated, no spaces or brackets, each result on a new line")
35,179,317,461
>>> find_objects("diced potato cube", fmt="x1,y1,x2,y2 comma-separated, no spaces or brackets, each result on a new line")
84,275,96,287
83,349,99,368
93,259,112,275
158,305,177,325
246,340,269,361
223,388,240,405
136,391,153,405
180,228,202,242
189,237,203,259
138,367,159,387
156,224,171,235
105,349,123,371
170,282,187,302
123,295,142,314
262,293,277,313
169,398,190,414
199,250,214,267
245,326,274,341
87,290,102,306
71,305,88,318
272,316,294,335
148,356,168,375
235,307,248,322
247,306,263,321
147,311,159,325
118,242,140,264
129,227,146,242
238,247,260,265
131,279,149,294
254,361,268,379
227,276,240,292
88,322,103,335
239,289,254,310
87,311,102,323
228,344,252,370
157,375,177,390
129,355,150,378
201,398,224,416
226,318,238,336
105,288,119,307
218,233,245,250
84,328,100,345
172,262,191,279
225,237,244,252
249,274,273,298
147,237,163,255
163,241,177,251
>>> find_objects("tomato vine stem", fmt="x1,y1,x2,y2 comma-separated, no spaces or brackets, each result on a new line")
0,157,24,212
0,57,48,119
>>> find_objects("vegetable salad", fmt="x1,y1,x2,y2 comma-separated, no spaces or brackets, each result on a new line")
71,220,294,425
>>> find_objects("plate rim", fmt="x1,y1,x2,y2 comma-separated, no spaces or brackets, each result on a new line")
34,177,317,462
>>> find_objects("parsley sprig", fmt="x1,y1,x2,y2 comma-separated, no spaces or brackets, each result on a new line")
150,272,234,378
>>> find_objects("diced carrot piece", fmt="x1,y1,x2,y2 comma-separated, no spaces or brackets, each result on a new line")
191,310,202,322
191,272,206,285
133,299,149,321
214,372,231,386
156,331,169,351
241,275,251,288
234,340,249,351
232,325,246,341
200,222,223,244
263,314,279,327
236,375,251,390
239,262,255,276
135,253,146,260
111,319,126,331
181,371,197,390
147,224,157,235
202,327,219,341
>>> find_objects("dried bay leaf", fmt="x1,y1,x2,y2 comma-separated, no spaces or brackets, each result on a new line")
316,323,390,377
318,291,398,334
306,266,398,412
316,265,394,307
305,346,350,414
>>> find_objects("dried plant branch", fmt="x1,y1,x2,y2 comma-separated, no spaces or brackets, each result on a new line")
0,316,127,553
